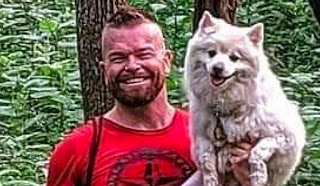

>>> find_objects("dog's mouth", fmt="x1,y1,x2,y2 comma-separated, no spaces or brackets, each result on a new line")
210,74,234,87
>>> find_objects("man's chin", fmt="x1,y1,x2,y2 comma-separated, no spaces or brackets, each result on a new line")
116,97,154,107
112,91,157,107
110,80,165,107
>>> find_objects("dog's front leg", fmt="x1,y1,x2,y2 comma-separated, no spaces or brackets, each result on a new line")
190,99,219,186
195,136,219,186
248,137,276,186
217,146,232,175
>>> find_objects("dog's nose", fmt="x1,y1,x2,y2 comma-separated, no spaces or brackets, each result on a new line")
212,63,224,74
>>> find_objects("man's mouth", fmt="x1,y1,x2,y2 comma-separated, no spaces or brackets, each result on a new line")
118,76,151,87
210,74,234,87
124,77,146,84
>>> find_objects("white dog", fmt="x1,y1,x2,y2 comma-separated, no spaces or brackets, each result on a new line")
183,11,306,186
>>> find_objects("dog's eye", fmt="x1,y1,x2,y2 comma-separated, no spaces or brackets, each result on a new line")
229,55,239,62
208,50,217,58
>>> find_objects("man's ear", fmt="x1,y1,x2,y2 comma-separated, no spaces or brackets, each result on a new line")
99,61,107,73
99,61,104,69
99,61,109,84
162,50,173,76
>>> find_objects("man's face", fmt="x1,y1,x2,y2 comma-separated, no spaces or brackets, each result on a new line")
101,23,172,107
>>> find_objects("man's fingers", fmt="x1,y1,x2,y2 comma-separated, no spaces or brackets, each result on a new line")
235,142,252,150
230,154,249,165
230,143,252,186
230,146,249,156
232,161,251,186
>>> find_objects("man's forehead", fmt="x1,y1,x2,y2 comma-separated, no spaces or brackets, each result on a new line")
105,23,163,45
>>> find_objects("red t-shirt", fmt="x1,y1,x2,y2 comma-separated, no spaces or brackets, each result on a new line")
47,109,196,186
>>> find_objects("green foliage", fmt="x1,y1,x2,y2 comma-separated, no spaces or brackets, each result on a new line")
0,0,319,185
0,0,82,184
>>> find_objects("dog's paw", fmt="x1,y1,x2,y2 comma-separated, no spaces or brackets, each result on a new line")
199,153,216,171
203,174,219,186
250,172,267,186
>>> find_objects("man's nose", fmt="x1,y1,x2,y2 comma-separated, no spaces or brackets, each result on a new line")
124,55,140,71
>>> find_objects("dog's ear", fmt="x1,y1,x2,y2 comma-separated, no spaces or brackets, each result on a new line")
198,11,220,33
247,23,264,46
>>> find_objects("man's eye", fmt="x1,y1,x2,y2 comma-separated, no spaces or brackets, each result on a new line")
137,53,153,59
110,57,126,63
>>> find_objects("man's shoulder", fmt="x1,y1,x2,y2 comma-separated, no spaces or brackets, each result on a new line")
173,108,190,128
51,119,96,154
175,107,190,118
48,119,97,184
63,119,94,141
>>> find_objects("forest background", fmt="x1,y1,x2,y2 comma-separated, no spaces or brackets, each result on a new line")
0,0,319,185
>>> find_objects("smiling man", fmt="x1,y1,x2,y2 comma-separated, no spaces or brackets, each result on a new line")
101,15,172,109
47,6,251,186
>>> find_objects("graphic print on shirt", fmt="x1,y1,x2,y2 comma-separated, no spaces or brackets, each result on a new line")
106,148,196,186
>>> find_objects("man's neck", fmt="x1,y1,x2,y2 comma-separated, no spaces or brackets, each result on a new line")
104,91,176,131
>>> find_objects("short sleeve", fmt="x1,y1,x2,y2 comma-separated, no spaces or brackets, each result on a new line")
47,124,93,186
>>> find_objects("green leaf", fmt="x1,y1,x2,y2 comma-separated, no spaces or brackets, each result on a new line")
30,91,60,99
2,180,40,186
57,41,76,48
0,169,21,177
26,144,51,151
149,3,167,12
39,18,58,32
0,106,15,117
14,132,42,142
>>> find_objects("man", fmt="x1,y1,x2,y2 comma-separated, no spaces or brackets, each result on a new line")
47,6,250,186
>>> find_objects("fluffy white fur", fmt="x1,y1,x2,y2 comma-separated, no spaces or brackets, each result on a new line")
183,11,306,186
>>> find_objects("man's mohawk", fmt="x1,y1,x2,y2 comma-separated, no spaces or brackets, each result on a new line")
107,6,157,27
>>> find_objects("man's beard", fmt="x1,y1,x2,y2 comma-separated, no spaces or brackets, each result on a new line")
109,78,165,107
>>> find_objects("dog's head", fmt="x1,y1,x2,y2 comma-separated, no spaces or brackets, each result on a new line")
185,11,266,97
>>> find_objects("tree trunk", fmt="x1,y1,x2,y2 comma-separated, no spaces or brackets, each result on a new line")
309,0,320,27
75,0,128,119
193,0,240,32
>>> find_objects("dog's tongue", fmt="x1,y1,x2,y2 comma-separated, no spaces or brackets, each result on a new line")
211,77,225,86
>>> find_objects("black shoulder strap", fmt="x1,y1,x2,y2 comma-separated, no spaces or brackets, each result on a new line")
77,116,103,186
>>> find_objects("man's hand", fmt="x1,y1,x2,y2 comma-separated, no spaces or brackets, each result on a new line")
230,142,252,186
182,142,253,186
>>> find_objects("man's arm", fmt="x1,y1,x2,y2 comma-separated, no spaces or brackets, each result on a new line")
230,142,252,186
181,142,252,186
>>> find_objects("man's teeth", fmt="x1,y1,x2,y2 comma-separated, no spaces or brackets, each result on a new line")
125,78,145,84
